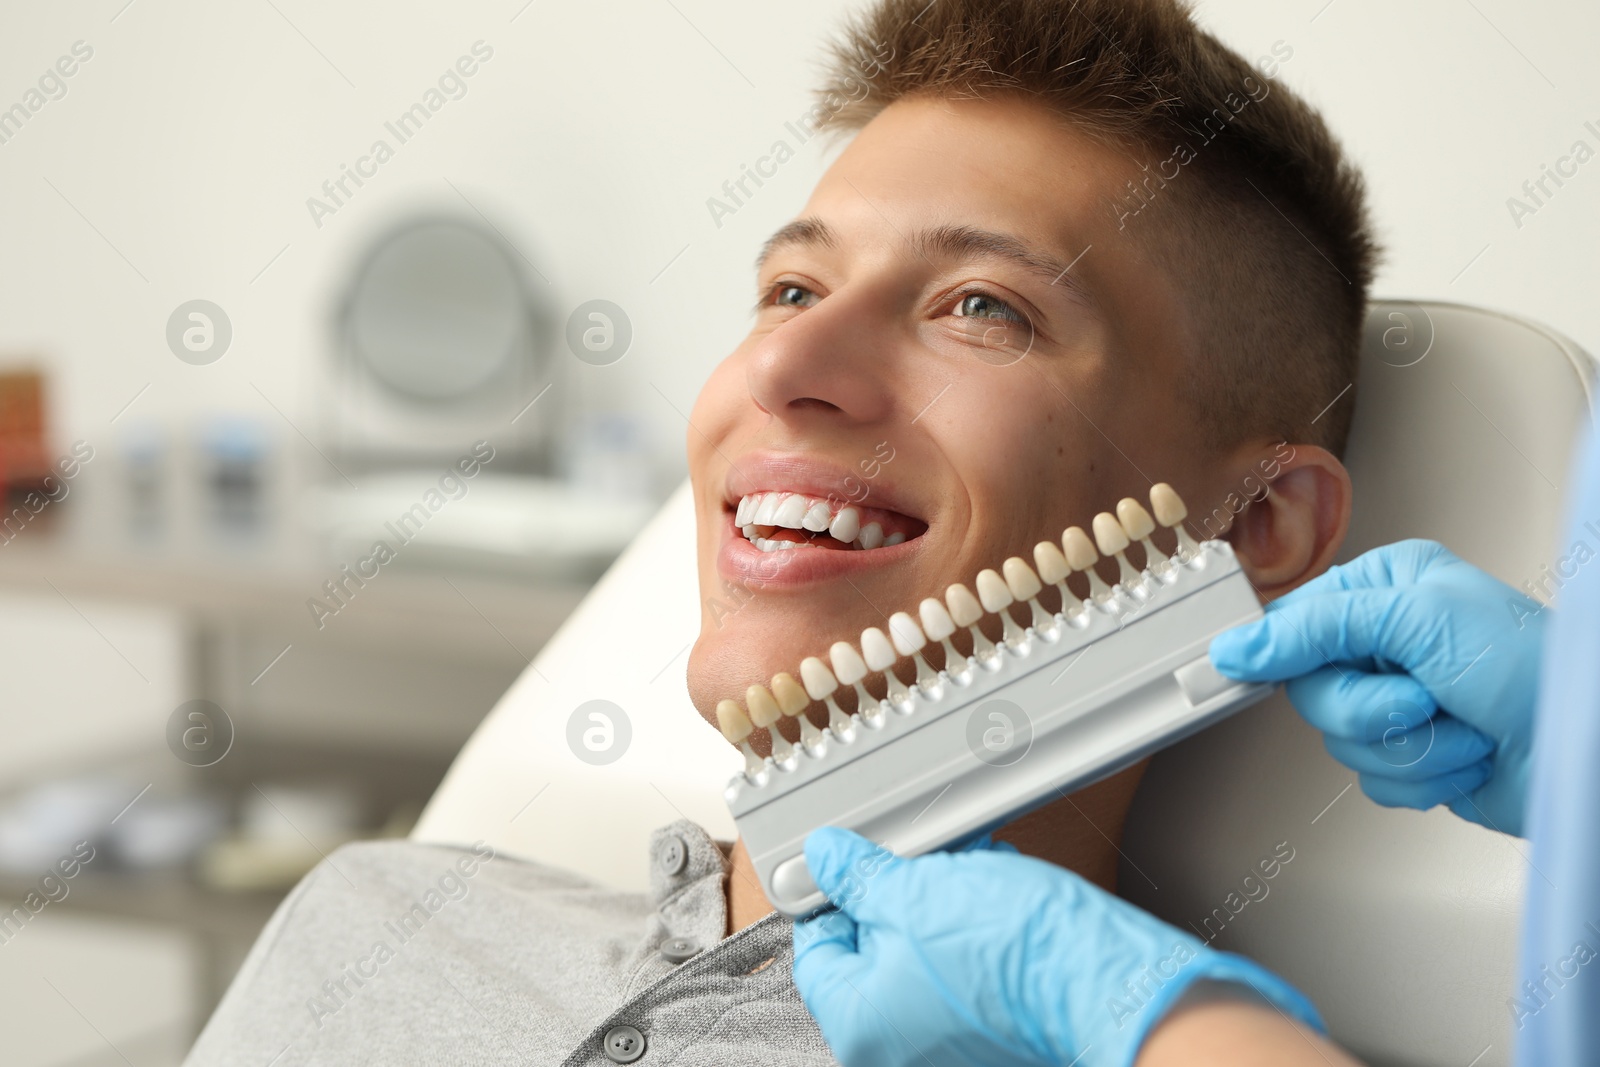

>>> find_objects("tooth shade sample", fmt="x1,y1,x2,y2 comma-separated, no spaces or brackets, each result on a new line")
802,501,833,532
1150,482,1200,557
858,522,884,549
800,656,839,700
753,495,780,525
1150,483,1187,526
1118,496,1168,570
975,569,1014,612
735,497,752,526
1116,498,1156,541
773,494,808,528
745,685,782,729
1092,511,1130,556
945,584,983,628
829,641,869,686
1033,541,1070,585
1062,526,1099,571
1063,525,1113,601
919,597,957,641
717,699,752,743
771,672,809,716
860,627,898,672
1003,557,1042,600
888,612,927,654
829,507,861,543
746,684,794,760
883,531,906,546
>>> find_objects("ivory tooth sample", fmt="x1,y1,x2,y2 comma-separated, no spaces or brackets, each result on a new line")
1150,483,1200,561
1003,555,1057,636
976,567,1027,649
919,596,971,682
1117,496,1168,574
946,582,999,664
1063,525,1114,604
717,699,765,778
861,626,913,708
1034,540,1086,619
771,671,825,752
745,683,794,763
1093,511,1142,588
830,641,880,725
888,610,941,692
801,656,854,741
802,500,833,532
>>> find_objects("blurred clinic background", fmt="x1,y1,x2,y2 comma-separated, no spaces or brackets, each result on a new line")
0,0,1595,1063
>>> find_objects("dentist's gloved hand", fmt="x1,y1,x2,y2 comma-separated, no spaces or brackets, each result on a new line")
1210,539,1544,836
792,826,1324,1067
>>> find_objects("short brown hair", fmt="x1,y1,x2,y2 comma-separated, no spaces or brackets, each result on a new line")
816,0,1379,455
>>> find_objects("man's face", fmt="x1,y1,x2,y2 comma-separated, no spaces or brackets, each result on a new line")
684,94,1217,734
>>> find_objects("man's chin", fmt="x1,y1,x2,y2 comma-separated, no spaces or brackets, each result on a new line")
685,625,792,726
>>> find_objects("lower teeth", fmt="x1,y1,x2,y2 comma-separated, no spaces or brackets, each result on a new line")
746,533,906,552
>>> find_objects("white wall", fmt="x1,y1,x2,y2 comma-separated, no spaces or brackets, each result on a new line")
1194,0,1599,359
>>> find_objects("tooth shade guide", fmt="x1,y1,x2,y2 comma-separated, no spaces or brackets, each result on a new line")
723,533,1274,920
728,482,1214,781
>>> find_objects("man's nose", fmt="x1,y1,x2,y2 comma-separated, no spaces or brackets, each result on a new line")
744,288,896,426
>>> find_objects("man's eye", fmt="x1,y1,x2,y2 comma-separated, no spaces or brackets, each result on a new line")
760,283,819,311
952,291,1027,324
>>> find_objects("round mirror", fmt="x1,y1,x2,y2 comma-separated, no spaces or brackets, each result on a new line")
346,219,527,402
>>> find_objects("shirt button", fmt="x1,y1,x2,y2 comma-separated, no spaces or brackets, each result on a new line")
656,834,687,876
603,1024,646,1063
660,936,699,964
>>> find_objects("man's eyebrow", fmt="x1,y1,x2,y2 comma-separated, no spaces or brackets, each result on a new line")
754,217,1092,304
754,217,839,274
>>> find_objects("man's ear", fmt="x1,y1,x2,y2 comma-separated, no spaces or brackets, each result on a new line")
1226,444,1352,599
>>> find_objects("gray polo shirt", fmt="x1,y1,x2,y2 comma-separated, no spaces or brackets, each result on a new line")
183,819,840,1065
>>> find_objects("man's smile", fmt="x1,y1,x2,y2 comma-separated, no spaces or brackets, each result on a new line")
717,450,930,587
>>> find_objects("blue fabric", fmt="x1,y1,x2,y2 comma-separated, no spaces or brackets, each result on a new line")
1517,422,1600,1066
791,826,1324,1067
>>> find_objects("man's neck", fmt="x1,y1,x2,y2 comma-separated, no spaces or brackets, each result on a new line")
726,838,776,934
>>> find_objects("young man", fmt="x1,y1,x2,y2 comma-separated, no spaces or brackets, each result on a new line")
185,1,1374,1063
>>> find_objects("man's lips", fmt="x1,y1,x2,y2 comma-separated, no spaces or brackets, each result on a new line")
732,491,927,551
717,451,930,585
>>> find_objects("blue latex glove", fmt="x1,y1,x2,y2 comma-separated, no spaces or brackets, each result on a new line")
1210,539,1544,836
792,826,1324,1067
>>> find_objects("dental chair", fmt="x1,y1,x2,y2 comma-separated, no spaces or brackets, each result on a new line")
414,301,1596,1067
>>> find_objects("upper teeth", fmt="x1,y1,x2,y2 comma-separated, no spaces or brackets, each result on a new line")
734,491,909,552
